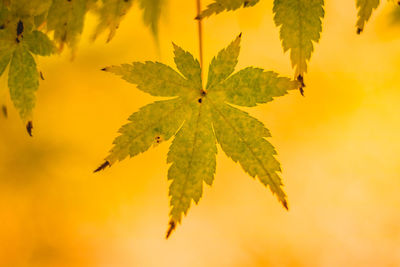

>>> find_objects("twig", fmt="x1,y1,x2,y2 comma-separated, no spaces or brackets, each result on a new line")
196,0,204,91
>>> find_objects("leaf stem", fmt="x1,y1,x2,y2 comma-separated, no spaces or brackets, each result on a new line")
196,0,204,90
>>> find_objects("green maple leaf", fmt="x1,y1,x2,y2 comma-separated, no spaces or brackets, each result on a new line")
355,0,380,34
47,0,88,51
138,0,164,38
97,34,298,237
0,18,55,129
0,0,165,129
93,0,135,42
198,0,260,19
273,0,324,92
93,0,164,42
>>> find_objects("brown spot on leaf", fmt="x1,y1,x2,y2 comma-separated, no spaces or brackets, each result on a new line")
155,136,163,144
297,75,305,96
26,121,33,137
17,20,23,36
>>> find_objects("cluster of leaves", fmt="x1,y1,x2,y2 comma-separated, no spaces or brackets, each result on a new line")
0,0,391,132
96,0,398,237
1,0,394,237
0,0,163,133
201,0,390,92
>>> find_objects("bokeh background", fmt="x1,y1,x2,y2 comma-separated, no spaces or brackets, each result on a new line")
1,0,400,266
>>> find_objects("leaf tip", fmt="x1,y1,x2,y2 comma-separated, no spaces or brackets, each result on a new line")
356,27,363,34
165,220,176,239
26,121,33,137
283,199,289,210
101,67,108,71
40,71,45,81
94,161,111,173
297,75,306,96
238,32,242,38
1,105,7,118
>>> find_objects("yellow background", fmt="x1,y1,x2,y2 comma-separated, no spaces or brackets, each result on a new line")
1,0,400,266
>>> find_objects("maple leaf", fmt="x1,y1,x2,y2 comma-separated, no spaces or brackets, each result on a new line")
97,34,298,237
47,0,88,51
93,0,164,42
93,0,135,42
0,17,55,132
355,0,380,34
273,0,324,94
138,0,164,38
0,0,166,132
197,0,260,19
